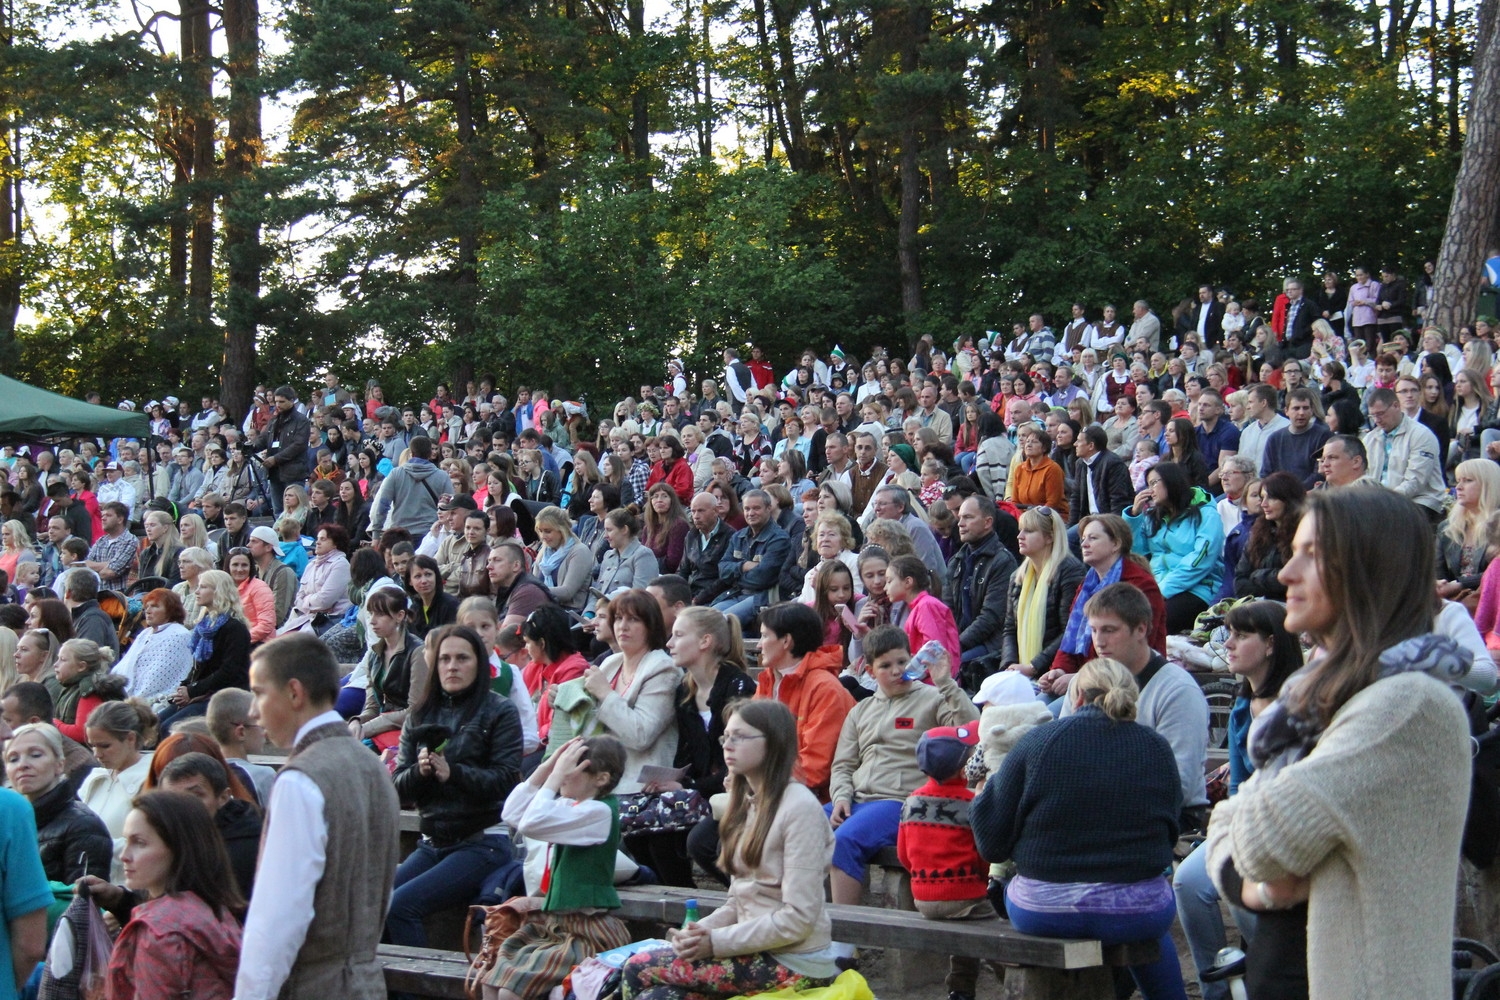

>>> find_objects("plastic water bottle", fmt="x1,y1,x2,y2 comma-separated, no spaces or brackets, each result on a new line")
682,898,699,928
903,640,945,682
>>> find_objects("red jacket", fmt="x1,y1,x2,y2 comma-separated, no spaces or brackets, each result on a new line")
647,458,694,505
897,776,988,903
1050,557,1167,675
753,645,853,802
524,651,589,744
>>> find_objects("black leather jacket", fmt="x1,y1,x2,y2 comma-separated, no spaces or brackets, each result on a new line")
944,532,1019,652
1000,555,1087,674
393,685,522,846
33,780,112,883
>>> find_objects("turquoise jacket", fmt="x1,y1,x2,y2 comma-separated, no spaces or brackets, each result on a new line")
1123,488,1224,606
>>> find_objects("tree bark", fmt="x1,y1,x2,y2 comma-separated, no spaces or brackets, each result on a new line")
0,2,19,370
450,41,479,390
221,0,261,420
1429,0,1500,335
183,0,215,331
896,0,929,327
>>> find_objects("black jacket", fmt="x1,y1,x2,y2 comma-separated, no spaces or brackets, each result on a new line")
1068,450,1135,524
1190,300,1224,347
217,796,263,901
185,616,252,701
394,688,522,846
680,521,734,604
943,532,1019,652
1438,531,1495,592
71,601,119,656
1235,543,1288,600
1000,556,1087,674
255,407,314,482
33,780,112,883
410,591,460,639
671,665,757,796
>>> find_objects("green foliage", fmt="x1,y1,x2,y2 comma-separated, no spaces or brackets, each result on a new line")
0,0,1476,407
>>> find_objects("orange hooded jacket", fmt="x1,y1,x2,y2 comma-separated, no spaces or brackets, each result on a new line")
753,645,855,802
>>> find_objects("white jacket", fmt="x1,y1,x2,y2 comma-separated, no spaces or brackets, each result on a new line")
1362,415,1446,512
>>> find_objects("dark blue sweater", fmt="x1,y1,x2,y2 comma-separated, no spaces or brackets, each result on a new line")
971,705,1181,883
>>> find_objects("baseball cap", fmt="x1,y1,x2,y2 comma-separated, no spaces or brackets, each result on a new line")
103,461,122,472
973,671,1037,707
438,494,478,512
250,526,281,547
916,724,980,782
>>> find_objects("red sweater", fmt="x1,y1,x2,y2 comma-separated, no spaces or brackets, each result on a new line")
897,776,988,903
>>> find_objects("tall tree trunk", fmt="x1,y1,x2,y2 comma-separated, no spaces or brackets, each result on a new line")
1429,0,1500,334
629,0,650,176
222,0,261,420
897,0,929,327
184,0,215,332
451,42,479,390
0,1,19,371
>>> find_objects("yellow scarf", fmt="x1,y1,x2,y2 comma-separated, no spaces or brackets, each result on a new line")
1016,560,1050,665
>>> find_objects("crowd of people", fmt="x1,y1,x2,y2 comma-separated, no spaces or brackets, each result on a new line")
0,270,1490,1000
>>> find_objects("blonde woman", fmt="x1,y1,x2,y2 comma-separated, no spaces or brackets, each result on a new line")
1438,459,1500,600
178,513,216,564
1001,507,1085,678
0,626,16,695
533,506,593,611
157,569,251,733
14,627,57,690
0,519,38,583
138,509,184,585
280,484,311,526
172,546,217,622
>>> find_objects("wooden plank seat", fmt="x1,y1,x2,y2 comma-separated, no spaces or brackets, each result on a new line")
379,943,473,999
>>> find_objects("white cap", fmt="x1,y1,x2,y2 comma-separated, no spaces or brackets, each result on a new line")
972,670,1038,707
249,526,281,547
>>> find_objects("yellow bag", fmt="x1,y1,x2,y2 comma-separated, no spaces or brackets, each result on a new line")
727,969,873,1000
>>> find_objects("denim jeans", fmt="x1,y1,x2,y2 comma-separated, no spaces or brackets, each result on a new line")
711,591,769,629
156,700,208,734
1173,840,1257,1000
1006,885,1187,1000
386,832,513,947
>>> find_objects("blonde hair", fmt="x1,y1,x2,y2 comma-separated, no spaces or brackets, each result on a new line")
58,637,116,676
144,510,183,549
178,513,209,549
1070,657,1139,721
195,570,248,624
812,513,855,552
1017,506,1070,590
177,546,216,574
0,627,16,693
2,520,34,553
533,505,575,544
17,628,57,678
1448,459,1500,548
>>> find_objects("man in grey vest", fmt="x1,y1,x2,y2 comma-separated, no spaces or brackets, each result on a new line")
236,634,399,1000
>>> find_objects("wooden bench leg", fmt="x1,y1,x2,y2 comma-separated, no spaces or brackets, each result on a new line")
868,865,950,991
999,966,1115,1000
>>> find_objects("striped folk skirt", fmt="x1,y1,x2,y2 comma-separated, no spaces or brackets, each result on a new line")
486,908,632,1000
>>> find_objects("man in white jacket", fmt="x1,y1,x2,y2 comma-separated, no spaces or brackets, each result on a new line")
1362,388,1447,524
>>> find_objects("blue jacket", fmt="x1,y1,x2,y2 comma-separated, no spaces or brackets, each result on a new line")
717,522,791,597
1123,489,1224,606
1227,696,1254,795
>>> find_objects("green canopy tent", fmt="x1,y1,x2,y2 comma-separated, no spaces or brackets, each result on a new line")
0,374,150,441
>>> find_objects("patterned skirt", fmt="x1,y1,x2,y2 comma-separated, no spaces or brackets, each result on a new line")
487,909,633,1000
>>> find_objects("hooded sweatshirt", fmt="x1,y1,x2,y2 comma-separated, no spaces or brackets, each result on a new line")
105,891,242,1000
828,668,978,806
754,645,855,802
370,458,454,537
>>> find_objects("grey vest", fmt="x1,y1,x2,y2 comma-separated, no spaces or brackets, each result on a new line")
276,722,400,1000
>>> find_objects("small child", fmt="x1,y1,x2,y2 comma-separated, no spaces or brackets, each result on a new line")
1130,438,1161,491
54,538,91,597
1221,300,1245,337
918,458,946,509
457,596,541,762
53,638,120,742
488,736,631,1000
898,724,995,1000
826,625,978,908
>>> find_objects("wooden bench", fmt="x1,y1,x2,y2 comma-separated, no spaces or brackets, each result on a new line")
379,943,473,999
615,886,1157,1000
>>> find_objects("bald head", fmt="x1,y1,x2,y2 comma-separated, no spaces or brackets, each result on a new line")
689,492,720,533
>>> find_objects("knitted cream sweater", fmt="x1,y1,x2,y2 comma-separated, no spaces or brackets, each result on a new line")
1205,672,1469,1000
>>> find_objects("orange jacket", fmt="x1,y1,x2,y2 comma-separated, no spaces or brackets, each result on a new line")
754,645,854,802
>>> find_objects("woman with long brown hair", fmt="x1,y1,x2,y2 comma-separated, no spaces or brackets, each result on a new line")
621,699,838,1000
1234,471,1306,600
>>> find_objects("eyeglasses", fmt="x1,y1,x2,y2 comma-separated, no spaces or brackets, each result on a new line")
719,734,766,748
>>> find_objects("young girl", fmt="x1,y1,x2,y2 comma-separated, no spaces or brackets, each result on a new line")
520,605,590,752
807,561,857,658
621,700,839,1000
458,596,541,762
1130,438,1161,491
489,736,631,1000
54,637,120,742
884,555,962,673
918,458,946,509
844,547,892,696
1221,300,1245,338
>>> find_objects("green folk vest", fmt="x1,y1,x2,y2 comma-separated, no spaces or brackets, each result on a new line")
543,794,621,912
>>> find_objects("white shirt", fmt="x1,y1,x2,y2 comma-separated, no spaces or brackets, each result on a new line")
233,710,340,1000
490,654,541,754
79,754,154,882
417,524,450,559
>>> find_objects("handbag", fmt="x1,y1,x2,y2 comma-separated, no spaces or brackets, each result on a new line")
617,788,712,835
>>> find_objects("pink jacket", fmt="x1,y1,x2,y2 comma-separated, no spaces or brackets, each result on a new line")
900,590,962,677
106,891,241,1000
1475,558,1500,640
236,576,278,643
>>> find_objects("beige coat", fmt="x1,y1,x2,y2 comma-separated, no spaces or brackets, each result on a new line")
1206,672,1469,1000
829,669,978,806
698,783,833,959
593,648,683,795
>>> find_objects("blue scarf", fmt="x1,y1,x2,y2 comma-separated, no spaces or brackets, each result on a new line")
191,611,230,662
1058,557,1124,655
537,536,577,587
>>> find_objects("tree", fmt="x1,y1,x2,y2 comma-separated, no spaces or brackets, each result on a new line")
1429,0,1499,335
222,0,263,418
